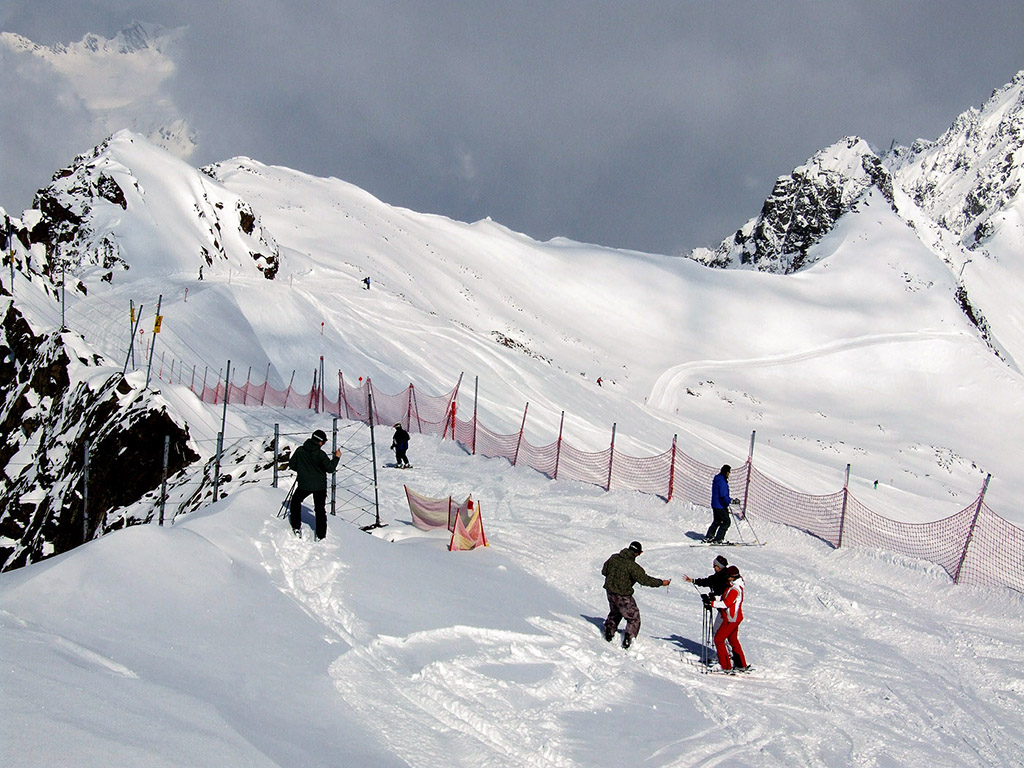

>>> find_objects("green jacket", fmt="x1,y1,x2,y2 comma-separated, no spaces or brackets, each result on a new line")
289,438,340,491
602,549,663,596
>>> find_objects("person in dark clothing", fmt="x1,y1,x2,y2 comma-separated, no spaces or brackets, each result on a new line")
685,555,742,666
704,465,734,543
288,429,341,540
683,555,730,596
601,541,671,649
391,422,411,468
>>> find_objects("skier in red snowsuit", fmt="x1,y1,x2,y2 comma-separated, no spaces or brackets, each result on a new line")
711,565,749,672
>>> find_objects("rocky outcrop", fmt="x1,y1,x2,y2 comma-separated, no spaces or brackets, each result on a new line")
25,132,281,286
690,137,896,273
0,293,198,571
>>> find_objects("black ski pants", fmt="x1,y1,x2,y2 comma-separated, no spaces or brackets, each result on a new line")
291,487,328,540
705,507,731,541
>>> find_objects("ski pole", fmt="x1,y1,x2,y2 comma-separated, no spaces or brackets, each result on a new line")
733,498,763,545
279,478,297,519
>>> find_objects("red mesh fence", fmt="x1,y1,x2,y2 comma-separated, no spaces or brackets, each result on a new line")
164,364,1023,593
611,450,673,497
840,494,975,580
954,502,1024,589
746,466,845,546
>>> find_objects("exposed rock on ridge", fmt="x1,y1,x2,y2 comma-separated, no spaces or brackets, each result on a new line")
0,292,198,571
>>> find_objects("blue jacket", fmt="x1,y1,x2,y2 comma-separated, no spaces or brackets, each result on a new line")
712,472,731,510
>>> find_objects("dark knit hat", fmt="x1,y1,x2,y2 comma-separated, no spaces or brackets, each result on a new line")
725,565,741,579
312,429,328,443
628,541,643,554
713,555,729,569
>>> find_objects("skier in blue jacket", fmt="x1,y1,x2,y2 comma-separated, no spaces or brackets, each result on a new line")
704,465,734,542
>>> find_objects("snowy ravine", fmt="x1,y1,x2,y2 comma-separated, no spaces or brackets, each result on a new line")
2,423,1022,767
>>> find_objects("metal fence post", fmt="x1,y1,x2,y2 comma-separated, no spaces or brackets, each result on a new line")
837,463,851,547
513,402,529,466
554,411,564,480
741,430,756,518
472,376,479,455
213,431,223,501
273,423,280,488
667,434,677,502
144,294,162,388
330,417,338,516
82,440,90,541
159,435,170,526
954,474,992,584
606,423,617,492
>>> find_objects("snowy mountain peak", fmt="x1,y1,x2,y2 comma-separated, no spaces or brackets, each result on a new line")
688,136,893,273
890,69,1023,248
20,130,280,287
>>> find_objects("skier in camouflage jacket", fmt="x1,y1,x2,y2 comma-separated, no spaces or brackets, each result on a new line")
601,541,670,649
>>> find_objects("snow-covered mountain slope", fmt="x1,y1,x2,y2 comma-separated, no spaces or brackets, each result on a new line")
2,436,1022,768
689,71,1024,371
4,125,1022,531
0,22,195,160
891,72,1024,370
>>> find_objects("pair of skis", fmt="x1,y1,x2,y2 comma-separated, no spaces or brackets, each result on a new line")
690,503,765,546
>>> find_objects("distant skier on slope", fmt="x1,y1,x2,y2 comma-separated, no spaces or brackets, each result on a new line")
288,429,341,540
601,541,671,649
704,464,735,543
391,422,411,468
711,565,749,673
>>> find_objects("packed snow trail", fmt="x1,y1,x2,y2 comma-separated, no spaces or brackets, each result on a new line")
256,436,1024,767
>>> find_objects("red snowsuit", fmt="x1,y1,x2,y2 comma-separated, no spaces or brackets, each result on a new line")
712,577,747,671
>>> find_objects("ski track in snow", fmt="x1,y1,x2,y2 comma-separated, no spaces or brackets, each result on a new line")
255,487,1024,768
648,330,968,411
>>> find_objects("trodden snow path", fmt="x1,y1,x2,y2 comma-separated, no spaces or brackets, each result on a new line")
252,437,1024,767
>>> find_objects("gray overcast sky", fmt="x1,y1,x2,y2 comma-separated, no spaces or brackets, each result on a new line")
2,1,1022,254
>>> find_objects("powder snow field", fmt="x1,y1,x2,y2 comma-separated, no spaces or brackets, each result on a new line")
2,417,1023,767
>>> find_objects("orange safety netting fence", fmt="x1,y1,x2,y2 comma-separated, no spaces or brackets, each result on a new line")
164,364,1023,593
404,486,487,551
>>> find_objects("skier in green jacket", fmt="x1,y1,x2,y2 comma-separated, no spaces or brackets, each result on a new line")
288,429,341,540
601,541,671,649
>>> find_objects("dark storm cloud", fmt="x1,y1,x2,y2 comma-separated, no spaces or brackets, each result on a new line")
2,1,1022,253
